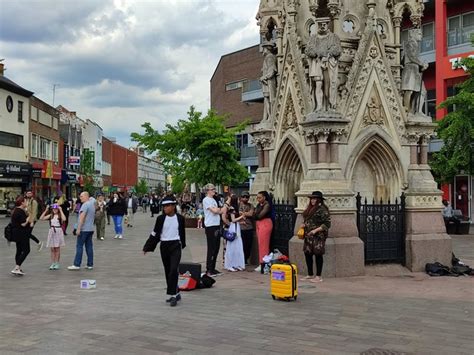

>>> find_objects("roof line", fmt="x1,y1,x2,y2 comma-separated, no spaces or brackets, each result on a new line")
210,44,260,82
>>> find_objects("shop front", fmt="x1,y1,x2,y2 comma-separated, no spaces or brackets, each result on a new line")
31,161,62,203
0,160,31,214
61,171,80,200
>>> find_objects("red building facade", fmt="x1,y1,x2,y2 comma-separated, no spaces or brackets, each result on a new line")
111,142,137,191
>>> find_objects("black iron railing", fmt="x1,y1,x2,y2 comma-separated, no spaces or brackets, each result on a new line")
271,198,297,256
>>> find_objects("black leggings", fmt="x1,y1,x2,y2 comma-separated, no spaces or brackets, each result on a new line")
27,225,39,244
305,253,323,276
15,237,31,266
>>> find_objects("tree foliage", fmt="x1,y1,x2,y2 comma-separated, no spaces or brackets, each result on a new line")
135,179,149,195
431,57,474,183
131,107,249,192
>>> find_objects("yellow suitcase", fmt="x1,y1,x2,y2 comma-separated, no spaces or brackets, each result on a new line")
270,263,298,301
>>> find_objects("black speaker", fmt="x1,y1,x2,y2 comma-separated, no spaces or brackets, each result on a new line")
179,262,201,282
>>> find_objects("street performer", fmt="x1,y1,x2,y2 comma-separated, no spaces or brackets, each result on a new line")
143,195,186,307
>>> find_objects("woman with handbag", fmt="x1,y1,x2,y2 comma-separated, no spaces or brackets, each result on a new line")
301,191,331,282
10,196,31,275
223,194,245,272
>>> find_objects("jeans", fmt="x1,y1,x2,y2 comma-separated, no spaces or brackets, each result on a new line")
205,226,221,272
73,231,94,267
111,215,123,235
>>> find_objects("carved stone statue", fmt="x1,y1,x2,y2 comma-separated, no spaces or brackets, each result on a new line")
260,41,277,122
401,29,429,114
305,17,342,112
363,97,383,126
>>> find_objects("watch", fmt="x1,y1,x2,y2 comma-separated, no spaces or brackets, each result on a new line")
6,96,13,113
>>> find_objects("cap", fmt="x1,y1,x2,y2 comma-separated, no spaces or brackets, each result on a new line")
52,204,59,209
161,196,177,206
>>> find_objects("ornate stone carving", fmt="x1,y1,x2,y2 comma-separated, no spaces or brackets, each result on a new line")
363,96,384,127
282,96,298,130
305,17,342,112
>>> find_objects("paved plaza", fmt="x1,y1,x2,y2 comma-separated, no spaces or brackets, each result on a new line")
0,212,473,355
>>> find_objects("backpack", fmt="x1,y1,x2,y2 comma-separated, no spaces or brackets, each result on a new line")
4,223,13,242
425,262,458,277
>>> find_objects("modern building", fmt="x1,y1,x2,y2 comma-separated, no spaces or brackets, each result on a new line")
82,118,103,188
29,96,62,201
414,0,474,221
210,45,264,193
0,62,33,213
57,105,83,199
133,147,166,192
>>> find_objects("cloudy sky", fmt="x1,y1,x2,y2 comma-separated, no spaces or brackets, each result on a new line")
0,0,260,147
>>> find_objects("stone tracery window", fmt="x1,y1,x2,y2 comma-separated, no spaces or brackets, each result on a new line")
343,19,355,33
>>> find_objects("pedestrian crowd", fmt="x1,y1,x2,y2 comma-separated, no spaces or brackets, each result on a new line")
7,185,332,307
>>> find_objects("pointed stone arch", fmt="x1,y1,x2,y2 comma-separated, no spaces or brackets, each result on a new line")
272,137,305,201
347,134,404,203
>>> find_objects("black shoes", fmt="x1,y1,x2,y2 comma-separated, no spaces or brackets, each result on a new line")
166,294,181,307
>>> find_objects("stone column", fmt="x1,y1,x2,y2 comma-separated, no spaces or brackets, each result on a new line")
328,0,341,35
317,130,330,164
257,147,265,167
419,135,429,165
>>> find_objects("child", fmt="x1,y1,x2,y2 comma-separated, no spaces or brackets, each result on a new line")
143,195,186,307
40,204,66,270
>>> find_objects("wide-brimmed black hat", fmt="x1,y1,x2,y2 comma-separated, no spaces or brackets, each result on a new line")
161,196,177,205
308,191,325,200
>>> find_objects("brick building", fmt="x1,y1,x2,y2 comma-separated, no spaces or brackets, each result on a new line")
111,140,138,191
29,96,62,201
210,45,264,192
102,137,113,189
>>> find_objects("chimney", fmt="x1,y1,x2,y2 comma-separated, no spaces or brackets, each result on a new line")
0,63,4,76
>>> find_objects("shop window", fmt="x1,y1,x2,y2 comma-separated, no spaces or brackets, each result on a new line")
18,101,24,122
31,134,38,157
0,131,23,148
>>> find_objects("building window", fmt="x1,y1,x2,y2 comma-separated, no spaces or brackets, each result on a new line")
448,12,474,46
447,86,460,113
18,101,24,122
421,22,434,52
52,141,58,162
0,131,23,148
40,137,51,159
424,89,436,120
31,134,38,157
225,80,244,91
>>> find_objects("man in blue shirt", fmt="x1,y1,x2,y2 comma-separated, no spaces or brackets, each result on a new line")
68,192,96,270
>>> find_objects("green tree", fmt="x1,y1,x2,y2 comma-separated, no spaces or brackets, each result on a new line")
80,148,96,195
135,179,149,195
131,107,249,193
431,57,474,183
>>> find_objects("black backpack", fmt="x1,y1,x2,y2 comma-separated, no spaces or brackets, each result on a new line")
425,262,457,277
4,223,12,242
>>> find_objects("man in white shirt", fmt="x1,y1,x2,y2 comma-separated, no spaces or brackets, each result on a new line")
143,195,186,307
202,183,224,277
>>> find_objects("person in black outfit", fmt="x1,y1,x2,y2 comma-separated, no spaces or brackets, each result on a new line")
107,193,127,239
60,197,71,235
150,194,160,217
143,195,186,307
11,196,31,275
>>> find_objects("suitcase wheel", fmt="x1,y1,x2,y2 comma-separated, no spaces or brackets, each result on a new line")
272,295,276,300
285,297,290,302
294,296,297,301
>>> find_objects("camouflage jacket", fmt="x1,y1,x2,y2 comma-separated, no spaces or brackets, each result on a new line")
303,204,331,239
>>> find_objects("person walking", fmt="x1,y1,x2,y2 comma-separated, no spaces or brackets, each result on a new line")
142,195,149,213
223,194,245,272
107,192,127,239
39,203,66,270
59,195,71,235
203,183,224,277
95,194,106,240
254,191,274,273
105,194,111,225
239,191,254,265
68,192,96,270
25,190,43,251
125,193,138,227
300,191,331,283
10,196,31,275
150,194,160,217
143,195,186,307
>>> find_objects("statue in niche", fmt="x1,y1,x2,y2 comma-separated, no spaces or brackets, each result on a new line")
260,41,278,122
305,17,342,112
363,97,383,126
401,29,428,114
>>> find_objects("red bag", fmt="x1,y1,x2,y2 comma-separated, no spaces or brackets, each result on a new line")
178,272,197,291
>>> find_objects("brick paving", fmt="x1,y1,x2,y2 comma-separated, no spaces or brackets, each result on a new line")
0,212,473,354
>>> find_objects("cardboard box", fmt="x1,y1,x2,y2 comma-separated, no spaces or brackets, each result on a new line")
80,279,96,289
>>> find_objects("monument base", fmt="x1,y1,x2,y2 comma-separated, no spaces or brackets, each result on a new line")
404,210,452,271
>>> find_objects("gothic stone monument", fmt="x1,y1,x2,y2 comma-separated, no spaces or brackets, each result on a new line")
251,0,451,276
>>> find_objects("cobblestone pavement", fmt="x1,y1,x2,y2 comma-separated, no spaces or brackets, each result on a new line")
0,212,473,355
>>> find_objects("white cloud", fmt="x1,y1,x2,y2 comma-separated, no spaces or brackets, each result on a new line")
0,0,260,147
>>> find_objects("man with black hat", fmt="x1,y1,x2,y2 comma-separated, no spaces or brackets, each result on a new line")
239,191,254,265
143,195,186,307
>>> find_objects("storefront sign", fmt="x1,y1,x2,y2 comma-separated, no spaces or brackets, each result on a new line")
69,156,81,166
67,173,78,183
0,160,31,176
32,161,62,180
449,54,474,71
32,168,42,178
0,176,29,183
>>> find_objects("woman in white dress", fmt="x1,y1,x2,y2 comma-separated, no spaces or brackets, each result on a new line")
40,203,66,270
223,195,246,272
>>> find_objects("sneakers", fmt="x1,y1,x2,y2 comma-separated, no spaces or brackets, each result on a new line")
67,265,80,270
254,265,262,273
226,267,237,272
85,266,93,270
100,237,104,240
212,269,223,276
118,235,123,239
206,271,217,277
37,241,44,252
169,297,177,307
11,268,23,275
114,235,119,239
49,263,55,270
53,263,60,270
